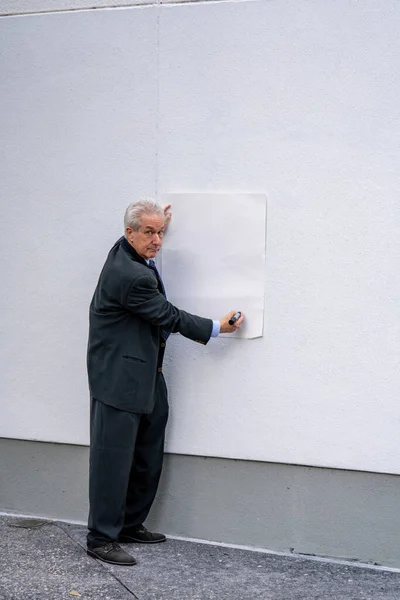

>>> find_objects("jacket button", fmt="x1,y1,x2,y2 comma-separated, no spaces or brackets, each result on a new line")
161,343,166,348
158,367,163,373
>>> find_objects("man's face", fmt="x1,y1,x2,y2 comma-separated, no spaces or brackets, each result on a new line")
126,213,165,260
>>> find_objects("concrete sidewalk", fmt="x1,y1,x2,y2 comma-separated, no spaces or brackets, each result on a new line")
2,515,400,600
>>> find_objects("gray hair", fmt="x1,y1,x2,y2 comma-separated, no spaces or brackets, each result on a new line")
124,200,164,231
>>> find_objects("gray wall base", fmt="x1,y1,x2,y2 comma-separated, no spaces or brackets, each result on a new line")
1,438,399,567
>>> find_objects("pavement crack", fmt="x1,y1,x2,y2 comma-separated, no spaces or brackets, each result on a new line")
54,523,140,599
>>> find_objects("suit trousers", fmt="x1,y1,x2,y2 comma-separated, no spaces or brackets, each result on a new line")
87,374,169,549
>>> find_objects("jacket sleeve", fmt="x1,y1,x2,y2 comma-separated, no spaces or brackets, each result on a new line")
125,274,213,344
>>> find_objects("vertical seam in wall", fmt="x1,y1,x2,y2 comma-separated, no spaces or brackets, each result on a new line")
155,2,161,201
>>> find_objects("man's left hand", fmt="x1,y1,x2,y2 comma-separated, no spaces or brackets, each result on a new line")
163,204,172,228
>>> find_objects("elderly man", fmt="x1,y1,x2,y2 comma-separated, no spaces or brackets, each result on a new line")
86,200,244,566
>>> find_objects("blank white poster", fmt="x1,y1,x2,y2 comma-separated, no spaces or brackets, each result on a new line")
161,193,267,339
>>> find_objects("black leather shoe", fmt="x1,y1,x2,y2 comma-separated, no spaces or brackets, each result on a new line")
118,525,166,544
87,542,137,566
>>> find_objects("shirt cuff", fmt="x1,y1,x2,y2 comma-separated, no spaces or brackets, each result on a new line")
211,320,221,337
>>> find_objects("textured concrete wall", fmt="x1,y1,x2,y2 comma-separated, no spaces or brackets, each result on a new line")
2,438,400,568
1,1,400,474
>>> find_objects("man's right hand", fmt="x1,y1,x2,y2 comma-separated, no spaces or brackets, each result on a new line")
219,310,245,334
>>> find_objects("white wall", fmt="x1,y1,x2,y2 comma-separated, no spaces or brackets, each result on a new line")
0,8,158,444
1,1,400,474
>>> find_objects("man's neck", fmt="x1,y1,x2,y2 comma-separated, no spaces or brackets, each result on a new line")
121,237,148,265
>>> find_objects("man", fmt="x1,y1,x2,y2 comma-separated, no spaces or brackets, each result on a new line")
86,200,244,566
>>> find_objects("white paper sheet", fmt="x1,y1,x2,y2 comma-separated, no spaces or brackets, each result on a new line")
160,193,267,339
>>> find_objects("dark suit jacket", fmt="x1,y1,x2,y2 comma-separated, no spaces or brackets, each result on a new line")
87,237,213,413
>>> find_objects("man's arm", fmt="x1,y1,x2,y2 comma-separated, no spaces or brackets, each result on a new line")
125,274,244,342
125,274,213,343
